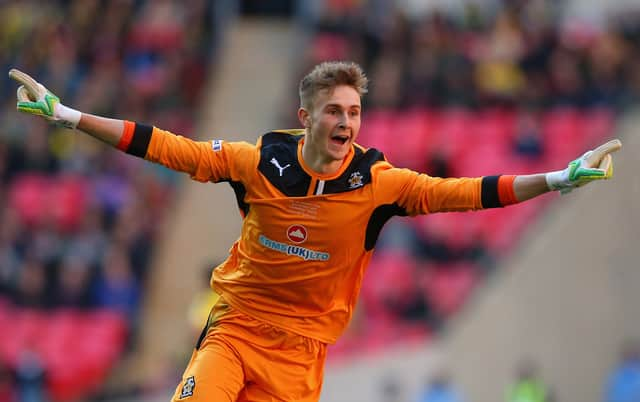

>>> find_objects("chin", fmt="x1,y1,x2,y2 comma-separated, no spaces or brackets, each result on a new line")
327,147,349,161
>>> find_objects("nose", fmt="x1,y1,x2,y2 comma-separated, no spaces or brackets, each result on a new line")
338,112,348,129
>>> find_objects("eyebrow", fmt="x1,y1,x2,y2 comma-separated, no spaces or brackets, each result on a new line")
325,103,361,110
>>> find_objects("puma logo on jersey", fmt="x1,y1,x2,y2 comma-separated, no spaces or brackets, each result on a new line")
270,158,291,177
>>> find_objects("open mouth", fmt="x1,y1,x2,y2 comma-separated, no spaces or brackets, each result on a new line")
330,134,349,145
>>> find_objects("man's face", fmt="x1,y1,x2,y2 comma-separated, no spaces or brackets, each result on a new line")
302,85,361,163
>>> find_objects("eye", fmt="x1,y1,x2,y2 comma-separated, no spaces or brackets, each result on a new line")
350,110,360,117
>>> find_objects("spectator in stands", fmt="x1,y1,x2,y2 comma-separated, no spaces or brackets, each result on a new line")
513,110,543,159
0,360,16,402
603,340,640,402
424,151,452,179
415,369,465,402
368,51,405,109
412,219,456,264
306,2,640,110
0,141,8,184
586,32,627,107
94,245,140,324
506,359,552,402
14,346,47,402
0,206,23,297
11,257,50,309
53,254,94,309
64,206,108,268
5,122,59,175
474,10,527,105
380,375,405,402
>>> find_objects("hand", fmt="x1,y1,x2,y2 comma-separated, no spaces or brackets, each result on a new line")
546,139,621,194
9,68,81,129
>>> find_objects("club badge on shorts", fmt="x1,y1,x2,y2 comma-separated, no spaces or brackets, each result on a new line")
179,376,196,399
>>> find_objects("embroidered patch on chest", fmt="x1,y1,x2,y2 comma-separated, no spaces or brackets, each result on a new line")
179,376,196,399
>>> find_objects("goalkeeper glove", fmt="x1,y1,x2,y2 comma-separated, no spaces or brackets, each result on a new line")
545,149,614,194
8,68,81,130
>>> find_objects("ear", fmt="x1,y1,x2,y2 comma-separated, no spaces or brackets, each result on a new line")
298,107,311,128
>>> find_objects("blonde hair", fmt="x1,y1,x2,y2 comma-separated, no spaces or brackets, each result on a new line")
299,61,368,110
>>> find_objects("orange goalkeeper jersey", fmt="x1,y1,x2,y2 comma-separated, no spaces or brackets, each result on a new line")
119,123,517,344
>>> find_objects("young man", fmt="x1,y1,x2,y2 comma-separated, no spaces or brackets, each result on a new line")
9,62,616,401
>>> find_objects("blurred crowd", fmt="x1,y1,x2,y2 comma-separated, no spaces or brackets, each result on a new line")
0,0,214,324
0,0,216,400
297,0,640,111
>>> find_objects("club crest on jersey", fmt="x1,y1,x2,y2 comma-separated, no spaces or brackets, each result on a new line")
287,224,307,243
179,376,196,399
348,171,364,189
211,140,223,151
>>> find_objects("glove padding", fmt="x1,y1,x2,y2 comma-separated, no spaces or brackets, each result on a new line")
546,139,620,194
9,68,80,129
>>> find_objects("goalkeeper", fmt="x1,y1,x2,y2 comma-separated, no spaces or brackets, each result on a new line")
9,62,618,402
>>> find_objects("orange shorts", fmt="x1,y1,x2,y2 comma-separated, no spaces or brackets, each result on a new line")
170,298,327,402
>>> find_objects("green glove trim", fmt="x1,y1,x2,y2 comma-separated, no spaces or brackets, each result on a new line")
16,92,59,117
567,157,606,183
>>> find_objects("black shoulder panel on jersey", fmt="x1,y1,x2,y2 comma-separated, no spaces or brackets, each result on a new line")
227,180,249,217
258,132,311,197
322,147,386,194
364,203,408,251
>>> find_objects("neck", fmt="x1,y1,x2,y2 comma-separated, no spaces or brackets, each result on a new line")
301,138,344,175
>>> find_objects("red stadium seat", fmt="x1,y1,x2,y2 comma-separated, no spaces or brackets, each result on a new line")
309,33,350,62
475,196,548,254
49,175,89,232
581,107,615,148
383,109,432,170
8,174,89,231
474,108,517,147
362,251,416,303
432,108,476,159
359,110,394,152
0,307,129,402
541,108,584,164
8,174,49,228
421,262,478,317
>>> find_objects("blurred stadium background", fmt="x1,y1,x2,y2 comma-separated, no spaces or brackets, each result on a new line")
0,0,638,401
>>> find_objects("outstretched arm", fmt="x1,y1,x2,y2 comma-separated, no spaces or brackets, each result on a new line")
382,138,620,216
9,68,127,147
8,68,250,184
